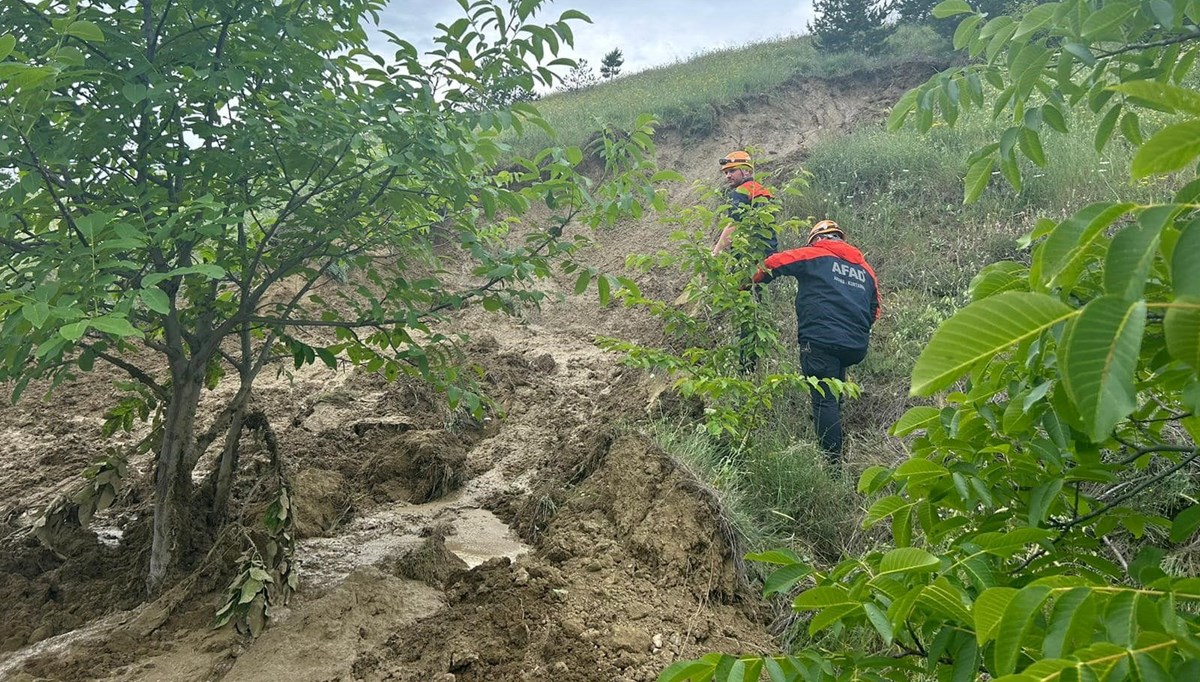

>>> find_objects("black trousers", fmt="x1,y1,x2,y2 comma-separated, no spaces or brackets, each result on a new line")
799,341,867,464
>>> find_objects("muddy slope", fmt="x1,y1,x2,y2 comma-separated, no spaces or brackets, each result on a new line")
0,61,936,681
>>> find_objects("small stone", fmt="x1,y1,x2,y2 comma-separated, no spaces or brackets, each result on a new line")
580,628,601,641
611,624,647,654
512,567,530,586
561,618,586,638
651,633,664,651
552,661,569,673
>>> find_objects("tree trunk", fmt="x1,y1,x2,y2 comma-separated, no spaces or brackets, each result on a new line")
147,371,205,594
211,400,247,523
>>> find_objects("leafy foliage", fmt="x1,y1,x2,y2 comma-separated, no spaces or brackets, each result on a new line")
662,1,1200,680
893,0,1021,39
560,57,599,91
600,48,624,79
596,175,851,440
0,0,665,592
808,0,896,55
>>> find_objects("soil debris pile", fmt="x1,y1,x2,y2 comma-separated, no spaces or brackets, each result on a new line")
361,434,770,682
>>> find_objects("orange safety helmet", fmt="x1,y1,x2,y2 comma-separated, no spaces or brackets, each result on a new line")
807,219,845,244
718,150,753,171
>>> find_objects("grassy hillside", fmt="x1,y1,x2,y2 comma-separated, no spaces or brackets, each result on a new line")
513,23,1177,579
512,25,953,154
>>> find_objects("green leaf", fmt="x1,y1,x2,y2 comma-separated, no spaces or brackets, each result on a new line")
919,577,974,624
1019,127,1046,167
1103,590,1138,646
1171,504,1200,543
142,264,227,287
1014,3,1060,40
63,21,105,42
1110,81,1200,116
1103,211,1167,300
122,84,149,103
1033,202,1134,289
1173,218,1200,297
573,270,591,295
658,657,718,682
139,288,171,314
1128,651,1171,682
1094,105,1122,153
763,562,812,597
1132,120,1200,178
90,315,143,338
953,14,984,51
1063,42,1097,66
808,603,860,635
969,261,1029,301
59,321,90,341
911,292,1075,396
1082,1,1138,40
745,548,803,565
932,0,974,18
1012,43,1052,98
887,89,919,132
864,495,915,528
1043,587,1095,658
1043,103,1069,133
975,587,1019,645
963,155,994,204
857,465,892,495
1060,296,1146,441
877,547,939,576
762,657,792,682
1164,298,1200,370
1027,479,1063,526
995,585,1051,675
893,458,949,485
863,602,894,645
22,301,51,328
793,586,856,610
0,34,15,61
1120,111,1143,146
890,406,940,436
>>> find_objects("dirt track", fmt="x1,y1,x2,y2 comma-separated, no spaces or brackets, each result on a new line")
0,63,936,681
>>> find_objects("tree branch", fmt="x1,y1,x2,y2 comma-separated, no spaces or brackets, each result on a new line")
1051,449,1200,531
82,342,169,401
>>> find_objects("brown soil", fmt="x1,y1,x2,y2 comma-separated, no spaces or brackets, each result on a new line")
0,61,934,681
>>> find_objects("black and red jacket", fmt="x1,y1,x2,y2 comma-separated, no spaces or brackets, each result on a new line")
729,180,778,256
752,239,881,351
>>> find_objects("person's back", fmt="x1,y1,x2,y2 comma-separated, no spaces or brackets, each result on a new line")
752,220,880,464
756,235,878,350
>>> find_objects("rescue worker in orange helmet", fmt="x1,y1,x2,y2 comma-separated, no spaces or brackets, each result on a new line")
751,220,881,464
713,150,779,372
712,150,778,257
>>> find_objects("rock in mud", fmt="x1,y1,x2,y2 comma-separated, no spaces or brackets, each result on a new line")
292,468,350,539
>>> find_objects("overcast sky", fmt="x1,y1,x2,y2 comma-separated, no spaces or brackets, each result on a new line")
372,1,816,75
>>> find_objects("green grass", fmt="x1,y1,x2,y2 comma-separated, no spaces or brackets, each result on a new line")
643,418,858,562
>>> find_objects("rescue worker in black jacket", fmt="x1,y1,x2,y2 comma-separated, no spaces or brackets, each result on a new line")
751,220,881,464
